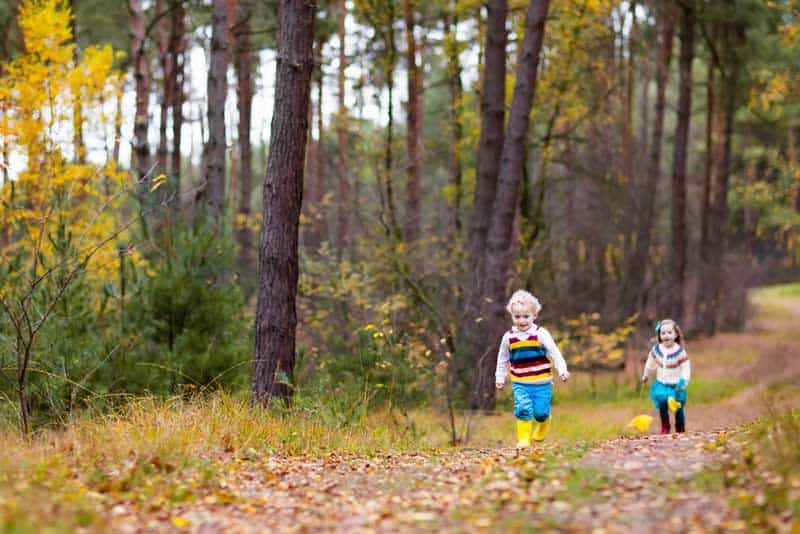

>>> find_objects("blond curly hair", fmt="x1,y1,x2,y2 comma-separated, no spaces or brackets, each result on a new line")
505,289,542,315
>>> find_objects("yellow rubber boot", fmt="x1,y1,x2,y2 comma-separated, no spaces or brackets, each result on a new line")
532,417,551,442
516,419,533,448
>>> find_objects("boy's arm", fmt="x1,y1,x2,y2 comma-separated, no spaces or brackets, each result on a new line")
540,328,569,379
495,334,510,387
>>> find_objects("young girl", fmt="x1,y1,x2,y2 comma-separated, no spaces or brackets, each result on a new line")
495,290,570,447
641,319,690,434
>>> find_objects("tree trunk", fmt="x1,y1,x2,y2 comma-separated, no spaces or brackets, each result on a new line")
335,0,349,252
252,0,316,405
68,0,85,164
622,1,675,317
445,2,464,237
472,0,550,410
0,0,20,67
315,34,326,246
669,3,693,321
700,61,715,255
112,84,123,165
707,66,738,328
170,2,186,207
234,0,255,283
466,0,508,272
203,0,230,219
623,0,636,185
156,0,172,176
403,0,421,242
460,0,507,396
129,0,150,180
381,4,399,236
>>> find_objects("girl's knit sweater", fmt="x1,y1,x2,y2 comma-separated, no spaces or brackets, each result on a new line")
643,343,691,385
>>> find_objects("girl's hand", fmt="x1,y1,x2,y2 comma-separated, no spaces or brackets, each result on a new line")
495,382,504,390
560,372,570,382
641,374,649,382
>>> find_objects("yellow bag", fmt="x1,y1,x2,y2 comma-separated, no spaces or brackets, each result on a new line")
668,397,682,414
627,414,653,433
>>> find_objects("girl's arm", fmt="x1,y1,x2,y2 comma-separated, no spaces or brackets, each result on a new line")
642,349,656,380
679,354,691,387
495,334,510,386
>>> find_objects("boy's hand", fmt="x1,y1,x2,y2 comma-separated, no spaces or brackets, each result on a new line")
641,374,649,382
495,382,504,390
559,371,570,382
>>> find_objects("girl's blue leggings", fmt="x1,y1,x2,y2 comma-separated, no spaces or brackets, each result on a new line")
650,380,688,431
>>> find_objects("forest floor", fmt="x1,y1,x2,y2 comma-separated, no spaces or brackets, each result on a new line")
1,286,799,533
104,287,800,533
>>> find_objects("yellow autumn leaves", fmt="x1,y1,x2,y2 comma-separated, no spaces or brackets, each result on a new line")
0,0,129,281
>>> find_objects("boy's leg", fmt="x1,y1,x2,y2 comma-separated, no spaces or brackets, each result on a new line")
512,383,534,447
531,383,553,442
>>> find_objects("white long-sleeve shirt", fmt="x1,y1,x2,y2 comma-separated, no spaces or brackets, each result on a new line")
642,343,691,385
495,324,568,385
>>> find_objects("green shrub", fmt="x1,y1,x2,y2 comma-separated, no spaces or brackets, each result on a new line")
120,220,251,396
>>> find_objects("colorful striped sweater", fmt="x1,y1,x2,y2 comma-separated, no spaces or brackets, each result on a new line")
495,325,568,385
642,343,690,385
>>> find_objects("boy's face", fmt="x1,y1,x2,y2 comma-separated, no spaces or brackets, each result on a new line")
659,323,677,345
510,303,537,331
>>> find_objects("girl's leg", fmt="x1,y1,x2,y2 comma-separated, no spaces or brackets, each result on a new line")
675,407,686,433
651,381,672,434
658,402,670,434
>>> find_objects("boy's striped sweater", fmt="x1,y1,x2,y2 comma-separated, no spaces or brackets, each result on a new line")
495,325,568,385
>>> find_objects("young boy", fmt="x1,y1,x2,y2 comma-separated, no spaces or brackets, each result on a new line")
495,290,570,448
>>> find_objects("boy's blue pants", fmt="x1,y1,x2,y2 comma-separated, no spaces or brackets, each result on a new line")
512,382,552,422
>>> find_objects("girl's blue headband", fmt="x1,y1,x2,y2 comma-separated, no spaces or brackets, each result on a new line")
655,321,662,335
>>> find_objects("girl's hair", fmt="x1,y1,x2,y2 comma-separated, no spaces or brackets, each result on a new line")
506,289,542,315
655,318,684,345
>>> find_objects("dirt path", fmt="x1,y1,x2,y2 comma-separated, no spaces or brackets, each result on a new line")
113,295,800,533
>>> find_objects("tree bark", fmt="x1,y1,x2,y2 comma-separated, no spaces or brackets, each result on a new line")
202,0,230,219
129,0,150,180
0,0,20,68
705,12,744,333
669,2,693,321
403,0,421,242
472,0,550,410
459,0,507,396
252,0,316,405
621,1,675,317
700,61,715,255
445,2,464,237
335,0,349,252
234,0,255,282
381,3,399,236
170,1,186,207
68,0,85,164
466,0,508,281
155,0,172,176
623,0,636,185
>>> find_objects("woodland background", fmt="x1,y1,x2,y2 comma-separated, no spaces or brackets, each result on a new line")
0,0,798,434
